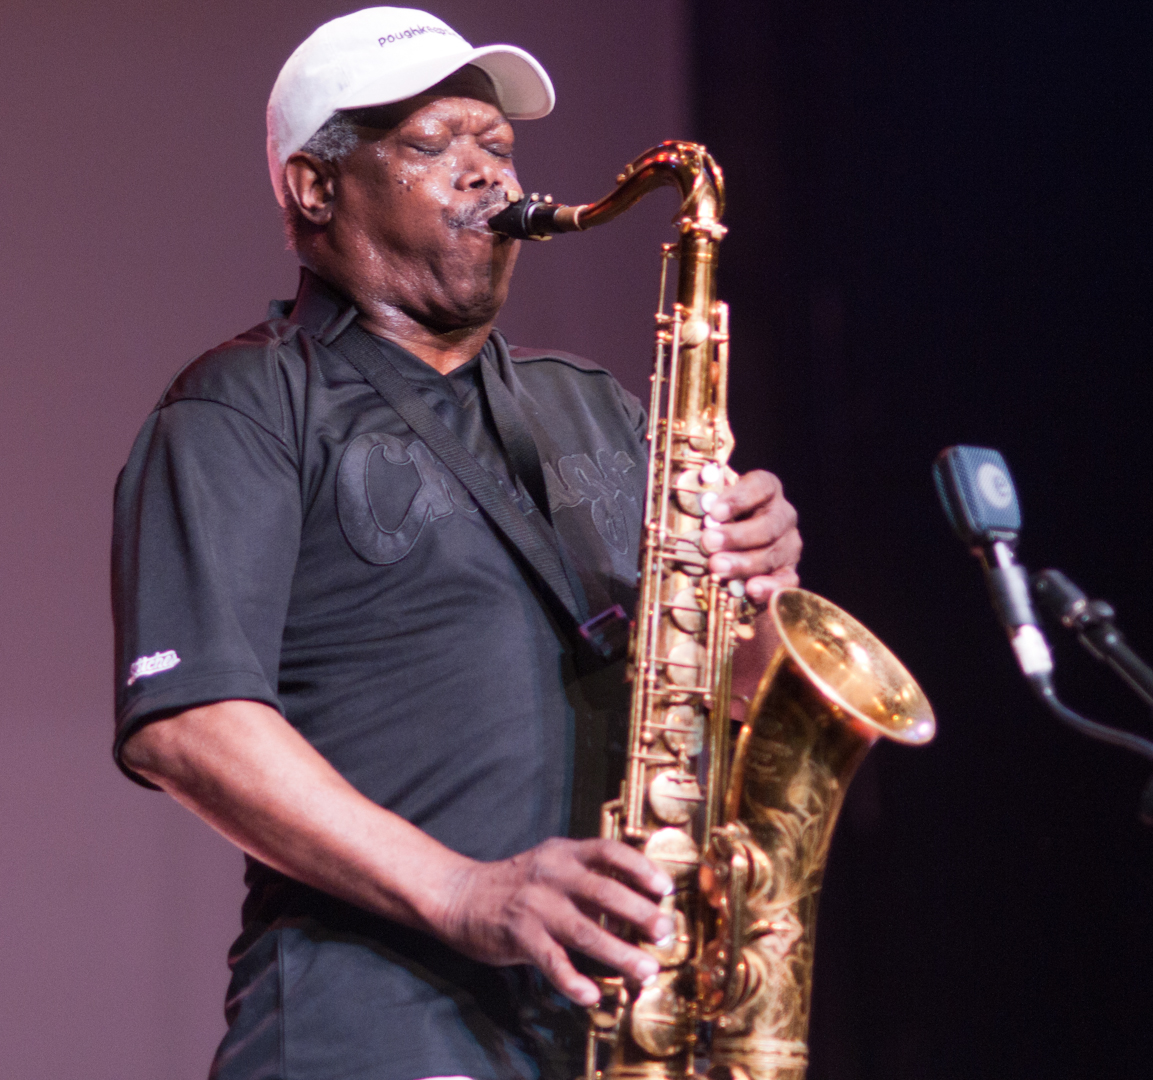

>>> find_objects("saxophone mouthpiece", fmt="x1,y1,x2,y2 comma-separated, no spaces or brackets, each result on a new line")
488,191,582,239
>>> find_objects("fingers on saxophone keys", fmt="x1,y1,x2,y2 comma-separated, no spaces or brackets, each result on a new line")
573,873,674,944
747,570,800,603
526,925,602,1006
710,469,781,523
706,524,803,580
581,837,674,898
543,898,661,989
572,842,674,941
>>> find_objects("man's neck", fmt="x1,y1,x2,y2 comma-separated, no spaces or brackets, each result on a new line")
300,255,497,375
356,310,493,375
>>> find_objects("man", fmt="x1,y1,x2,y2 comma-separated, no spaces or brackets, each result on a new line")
112,8,801,1080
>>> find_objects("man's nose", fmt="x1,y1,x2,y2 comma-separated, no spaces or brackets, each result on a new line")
455,150,513,192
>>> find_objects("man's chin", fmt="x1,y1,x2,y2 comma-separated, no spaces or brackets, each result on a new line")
426,291,505,334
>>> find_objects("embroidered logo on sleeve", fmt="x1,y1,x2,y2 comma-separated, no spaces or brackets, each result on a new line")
127,650,181,686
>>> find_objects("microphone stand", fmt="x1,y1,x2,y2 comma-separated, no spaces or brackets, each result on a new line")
1032,569,1153,823
1033,570,1153,710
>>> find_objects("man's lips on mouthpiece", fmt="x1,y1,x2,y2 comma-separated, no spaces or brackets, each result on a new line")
449,188,523,231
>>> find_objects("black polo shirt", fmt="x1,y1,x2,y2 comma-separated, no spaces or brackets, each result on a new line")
111,269,648,1080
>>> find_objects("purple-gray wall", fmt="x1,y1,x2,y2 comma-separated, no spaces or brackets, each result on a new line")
0,3,688,1076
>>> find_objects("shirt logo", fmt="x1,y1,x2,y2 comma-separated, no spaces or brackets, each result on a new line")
127,649,181,686
337,432,478,565
544,450,639,555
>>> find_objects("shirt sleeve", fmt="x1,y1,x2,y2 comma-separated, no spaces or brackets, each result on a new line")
111,397,302,786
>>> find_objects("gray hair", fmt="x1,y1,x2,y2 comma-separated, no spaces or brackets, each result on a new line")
280,111,364,248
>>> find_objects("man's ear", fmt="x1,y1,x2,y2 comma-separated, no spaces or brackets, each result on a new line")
284,153,337,225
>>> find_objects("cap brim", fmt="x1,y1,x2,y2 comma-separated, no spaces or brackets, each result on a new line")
335,43,554,120
466,45,555,120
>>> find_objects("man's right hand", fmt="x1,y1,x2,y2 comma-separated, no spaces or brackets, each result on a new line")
123,700,675,1007
435,837,675,1006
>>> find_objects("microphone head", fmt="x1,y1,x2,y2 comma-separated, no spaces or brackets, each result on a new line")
933,445,1021,547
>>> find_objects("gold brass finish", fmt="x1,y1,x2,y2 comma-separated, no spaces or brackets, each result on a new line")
705,589,934,1079
521,143,935,1080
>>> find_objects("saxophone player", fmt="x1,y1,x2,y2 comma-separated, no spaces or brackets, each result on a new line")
112,8,801,1079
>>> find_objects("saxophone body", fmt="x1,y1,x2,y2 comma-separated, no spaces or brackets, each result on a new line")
490,144,936,1080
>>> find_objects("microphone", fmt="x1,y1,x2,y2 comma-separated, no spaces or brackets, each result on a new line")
932,446,1053,682
935,445,1153,827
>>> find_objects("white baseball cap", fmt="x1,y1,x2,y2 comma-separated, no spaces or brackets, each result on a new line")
267,7,555,205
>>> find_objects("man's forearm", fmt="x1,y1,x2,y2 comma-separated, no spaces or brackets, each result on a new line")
122,698,673,1004
122,699,470,933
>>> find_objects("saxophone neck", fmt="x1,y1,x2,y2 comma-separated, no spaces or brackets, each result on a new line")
488,141,725,239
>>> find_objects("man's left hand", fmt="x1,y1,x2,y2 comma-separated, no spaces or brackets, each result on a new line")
700,470,801,603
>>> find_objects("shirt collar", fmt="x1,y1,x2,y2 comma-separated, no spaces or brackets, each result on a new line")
274,266,509,381
271,266,360,344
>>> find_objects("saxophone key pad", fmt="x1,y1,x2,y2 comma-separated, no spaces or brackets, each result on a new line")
641,904,691,967
629,973,693,1058
672,467,707,517
668,586,706,633
672,464,724,517
643,827,699,882
661,704,704,756
665,639,704,687
648,768,703,825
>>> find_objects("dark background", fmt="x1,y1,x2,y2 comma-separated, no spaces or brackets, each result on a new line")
1,1,1150,1078
694,2,1153,1078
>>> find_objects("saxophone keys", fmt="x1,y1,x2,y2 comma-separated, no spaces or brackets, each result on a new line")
673,532,708,575
668,586,706,633
672,464,723,518
640,900,691,967
679,316,710,347
648,768,703,825
643,827,699,883
589,978,626,1031
665,640,704,687
629,973,693,1058
661,704,704,756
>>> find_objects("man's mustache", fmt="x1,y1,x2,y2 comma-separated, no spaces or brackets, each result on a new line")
446,188,515,231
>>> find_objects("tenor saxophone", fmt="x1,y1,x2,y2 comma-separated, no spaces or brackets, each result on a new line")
490,143,936,1080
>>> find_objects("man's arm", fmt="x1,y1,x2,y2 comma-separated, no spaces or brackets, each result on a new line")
122,700,674,1007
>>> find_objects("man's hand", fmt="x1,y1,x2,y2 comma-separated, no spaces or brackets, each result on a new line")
122,701,674,1009
701,469,802,603
437,838,675,1006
